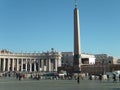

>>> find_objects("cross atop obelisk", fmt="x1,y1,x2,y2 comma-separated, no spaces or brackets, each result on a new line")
73,0,82,73
75,0,77,8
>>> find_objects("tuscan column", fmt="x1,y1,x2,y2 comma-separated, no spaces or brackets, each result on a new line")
38,59,40,72
44,59,46,71
39,59,41,72
3,58,5,71
12,58,15,71
7,58,10,71
58,58,61,67
45,59,48,71
48,58,51,72
46,59,48,71
21,59,23,71
0,58,1,71
34,59,36,72
16,59,19,71
29,59,32,72
41,59,44,71
26,59,27,72
51,59,53,72
0,58,2,71
55,59,58,72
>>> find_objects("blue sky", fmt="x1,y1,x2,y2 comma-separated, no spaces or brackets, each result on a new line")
0,0,120,58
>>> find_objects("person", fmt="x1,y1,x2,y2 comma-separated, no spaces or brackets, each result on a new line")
107,74,110,81
89,74,92,80
18,73,22,81
99,74,102,81
119,74,120,82
77,76,80,84
113,74,116,83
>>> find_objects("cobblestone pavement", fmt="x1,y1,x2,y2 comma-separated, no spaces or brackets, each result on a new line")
0,78,120,90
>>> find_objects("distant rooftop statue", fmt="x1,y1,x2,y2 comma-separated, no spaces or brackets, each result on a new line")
0,49,12,54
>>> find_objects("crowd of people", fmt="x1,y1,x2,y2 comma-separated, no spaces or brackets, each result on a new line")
0,71,72,80
88,73,120,83
1,71,120,83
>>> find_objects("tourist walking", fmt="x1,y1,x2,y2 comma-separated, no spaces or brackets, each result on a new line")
77,76,80,84
119,74,120,81
107,74,110,81
99,74,102,82
89,74,92,80
18,73,22,80
113,74,116,83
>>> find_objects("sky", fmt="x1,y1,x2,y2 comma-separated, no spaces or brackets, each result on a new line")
0,0,120,58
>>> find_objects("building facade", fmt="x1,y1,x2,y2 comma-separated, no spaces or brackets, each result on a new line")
62,52,95,67
94,54,119,64
81,54,120,74
0,49,62,72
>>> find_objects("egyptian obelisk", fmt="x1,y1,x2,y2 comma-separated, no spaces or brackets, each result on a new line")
73,0,82,72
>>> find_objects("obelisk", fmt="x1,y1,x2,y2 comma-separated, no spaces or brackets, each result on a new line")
73,0,82,72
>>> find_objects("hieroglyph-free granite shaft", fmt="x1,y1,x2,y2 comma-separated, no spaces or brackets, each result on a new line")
73,3,82,72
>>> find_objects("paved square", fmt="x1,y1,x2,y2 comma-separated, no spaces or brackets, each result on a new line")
0,78,120,90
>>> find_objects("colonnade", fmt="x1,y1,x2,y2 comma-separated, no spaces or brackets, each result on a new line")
0,58,59,72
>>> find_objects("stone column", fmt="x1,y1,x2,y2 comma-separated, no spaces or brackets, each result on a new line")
0,59,2,71
34,59,36,72
55,59,58,72
41,59,44,71
0,58,1,71
29,59,32,72
38,59,40,72
26,59,27,72
12,59,15,71
7,58,10,71
39,59,42,71
44,59,46,71
16,59,19,71
21,59,23,71
51,59,53,72
48,58,51,72
3,58,5,71
57,58,61,67
46,59,48,71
